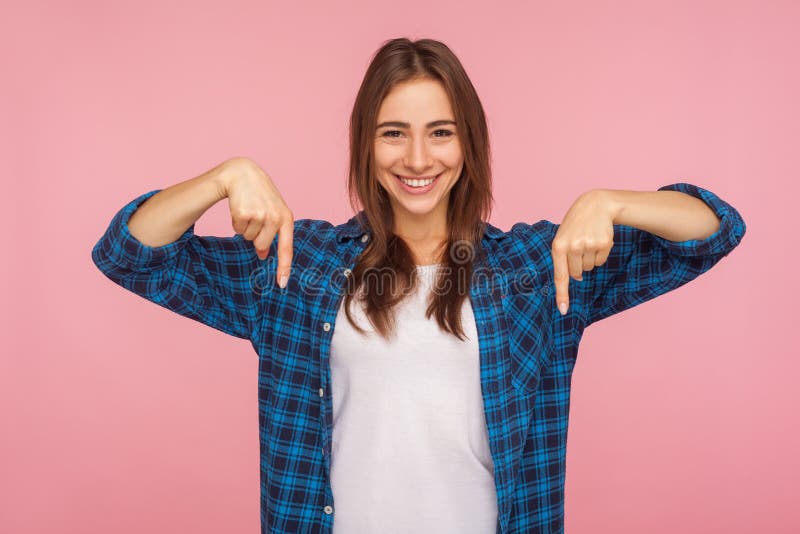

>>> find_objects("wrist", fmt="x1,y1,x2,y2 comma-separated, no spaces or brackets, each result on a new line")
592,188,626,224
211,157,248,201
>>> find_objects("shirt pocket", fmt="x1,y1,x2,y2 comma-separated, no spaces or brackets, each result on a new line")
500,284,555,392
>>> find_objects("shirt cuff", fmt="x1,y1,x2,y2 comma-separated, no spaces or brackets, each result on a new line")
652,182,746,257
93,189,196,270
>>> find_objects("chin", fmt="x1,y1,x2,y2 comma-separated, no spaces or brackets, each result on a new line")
401,203,436,214
396,197,442,215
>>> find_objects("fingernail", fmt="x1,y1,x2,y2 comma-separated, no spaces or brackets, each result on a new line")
559,302,568,315
279,273,288,289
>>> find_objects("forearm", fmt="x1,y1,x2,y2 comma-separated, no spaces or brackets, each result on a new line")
127,160,232,247
598,188,721,242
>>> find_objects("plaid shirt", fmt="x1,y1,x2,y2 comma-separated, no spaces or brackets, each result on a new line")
91,182,746,533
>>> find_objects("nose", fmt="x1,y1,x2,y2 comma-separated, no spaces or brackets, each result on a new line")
403,135,433,173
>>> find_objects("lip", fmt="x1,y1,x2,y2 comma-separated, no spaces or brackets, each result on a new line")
394,172,442,195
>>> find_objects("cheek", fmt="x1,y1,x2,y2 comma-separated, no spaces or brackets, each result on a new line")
439,146,464,168
374,156,399,177
373,140,400,160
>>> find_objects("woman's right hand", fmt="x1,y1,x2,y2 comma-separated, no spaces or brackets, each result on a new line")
218,157,294,288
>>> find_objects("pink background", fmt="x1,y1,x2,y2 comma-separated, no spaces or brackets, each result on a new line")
2,1,796,532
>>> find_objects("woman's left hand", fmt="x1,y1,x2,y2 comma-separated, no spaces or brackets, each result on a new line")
552,189,618,316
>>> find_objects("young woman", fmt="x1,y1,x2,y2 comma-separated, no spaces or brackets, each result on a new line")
92,38,746,534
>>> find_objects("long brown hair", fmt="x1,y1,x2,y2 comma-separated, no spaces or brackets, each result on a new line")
343,37,495,341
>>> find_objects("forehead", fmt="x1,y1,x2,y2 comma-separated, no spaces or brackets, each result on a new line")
377,79,454,121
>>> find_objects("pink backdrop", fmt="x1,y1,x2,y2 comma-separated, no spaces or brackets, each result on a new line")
3,1,796,532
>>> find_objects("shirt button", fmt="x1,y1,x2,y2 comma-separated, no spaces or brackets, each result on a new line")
323,322,331,332
319,388,324,397
343,268,352,277
324,505,334,515
360,234,369,243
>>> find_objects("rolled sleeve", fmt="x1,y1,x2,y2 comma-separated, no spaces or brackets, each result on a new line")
92,189,195,271
652,182,747,257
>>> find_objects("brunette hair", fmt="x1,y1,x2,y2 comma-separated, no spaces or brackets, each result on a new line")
343,37,495,341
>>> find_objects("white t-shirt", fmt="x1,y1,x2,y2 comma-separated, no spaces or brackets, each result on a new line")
329,263,498,533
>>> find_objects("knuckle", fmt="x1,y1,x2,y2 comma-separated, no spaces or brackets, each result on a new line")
236,208,258,222
568,240,583,253
265,210,281,225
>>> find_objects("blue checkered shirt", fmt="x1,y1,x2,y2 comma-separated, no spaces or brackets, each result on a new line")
91,182,746,533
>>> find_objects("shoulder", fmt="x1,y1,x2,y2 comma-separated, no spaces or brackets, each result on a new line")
292,217,335,242
509,219,558,244
502,219,559,263
285,214,365,263
484,219,559,291
286,218,337,262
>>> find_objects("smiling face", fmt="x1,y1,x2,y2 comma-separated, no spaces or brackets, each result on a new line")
374,78,464,237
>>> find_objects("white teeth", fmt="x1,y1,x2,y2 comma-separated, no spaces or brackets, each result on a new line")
398,175,437,187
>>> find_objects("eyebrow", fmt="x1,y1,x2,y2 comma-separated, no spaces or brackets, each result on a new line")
376,120,456,129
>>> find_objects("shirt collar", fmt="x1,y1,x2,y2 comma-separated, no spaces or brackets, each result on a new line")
335,211,507,243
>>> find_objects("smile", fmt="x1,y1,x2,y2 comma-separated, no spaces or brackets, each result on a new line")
394,173,442,190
